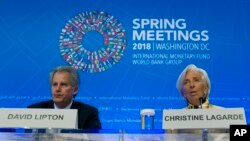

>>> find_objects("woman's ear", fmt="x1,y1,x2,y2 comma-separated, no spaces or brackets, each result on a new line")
203,88,208,99
181,89,185,98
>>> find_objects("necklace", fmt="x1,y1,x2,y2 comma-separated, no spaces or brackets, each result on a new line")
188,103,211,109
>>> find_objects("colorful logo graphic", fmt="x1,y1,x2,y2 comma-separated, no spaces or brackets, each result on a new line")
59,11,126,73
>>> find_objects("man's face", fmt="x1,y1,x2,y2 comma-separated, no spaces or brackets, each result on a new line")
182,70,206,106
51,72,78,108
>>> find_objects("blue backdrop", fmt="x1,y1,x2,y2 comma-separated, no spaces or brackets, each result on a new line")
0,0,249,129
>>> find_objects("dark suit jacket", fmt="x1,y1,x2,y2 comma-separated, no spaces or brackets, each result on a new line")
28,100,101,129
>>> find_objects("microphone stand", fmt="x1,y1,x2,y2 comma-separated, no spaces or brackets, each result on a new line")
199,96,208,141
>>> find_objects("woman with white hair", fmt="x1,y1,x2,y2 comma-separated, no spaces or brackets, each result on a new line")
176,64,222,109
169,64,227,134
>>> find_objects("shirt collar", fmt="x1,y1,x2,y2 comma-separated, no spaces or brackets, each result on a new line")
54,101,73,109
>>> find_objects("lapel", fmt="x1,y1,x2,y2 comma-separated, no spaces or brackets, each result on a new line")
48,100,55,108
70,101,77,109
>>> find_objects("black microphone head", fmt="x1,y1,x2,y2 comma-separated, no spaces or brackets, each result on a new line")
198,97,205,109
199,97,203,101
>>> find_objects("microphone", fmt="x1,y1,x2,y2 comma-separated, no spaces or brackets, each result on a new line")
199,97,203,109
199,95,207,109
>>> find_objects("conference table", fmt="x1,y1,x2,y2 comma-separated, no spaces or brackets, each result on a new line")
0,128,229,141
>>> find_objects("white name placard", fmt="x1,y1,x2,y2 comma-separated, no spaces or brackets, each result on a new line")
162,108,246,129
0,108,77,129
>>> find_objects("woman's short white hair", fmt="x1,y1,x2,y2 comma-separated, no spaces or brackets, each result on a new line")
176,64,211,98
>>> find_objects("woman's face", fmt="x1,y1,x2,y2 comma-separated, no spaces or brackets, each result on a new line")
182,70,207,106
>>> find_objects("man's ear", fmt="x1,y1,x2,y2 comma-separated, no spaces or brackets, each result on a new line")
73,86,79,94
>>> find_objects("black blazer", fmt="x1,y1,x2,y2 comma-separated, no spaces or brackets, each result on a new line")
28,100,102,129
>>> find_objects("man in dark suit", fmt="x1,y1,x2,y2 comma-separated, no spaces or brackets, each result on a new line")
28,66,101,129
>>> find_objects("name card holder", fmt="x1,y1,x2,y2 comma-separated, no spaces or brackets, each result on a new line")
0,108,77,129
162,108,246,129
